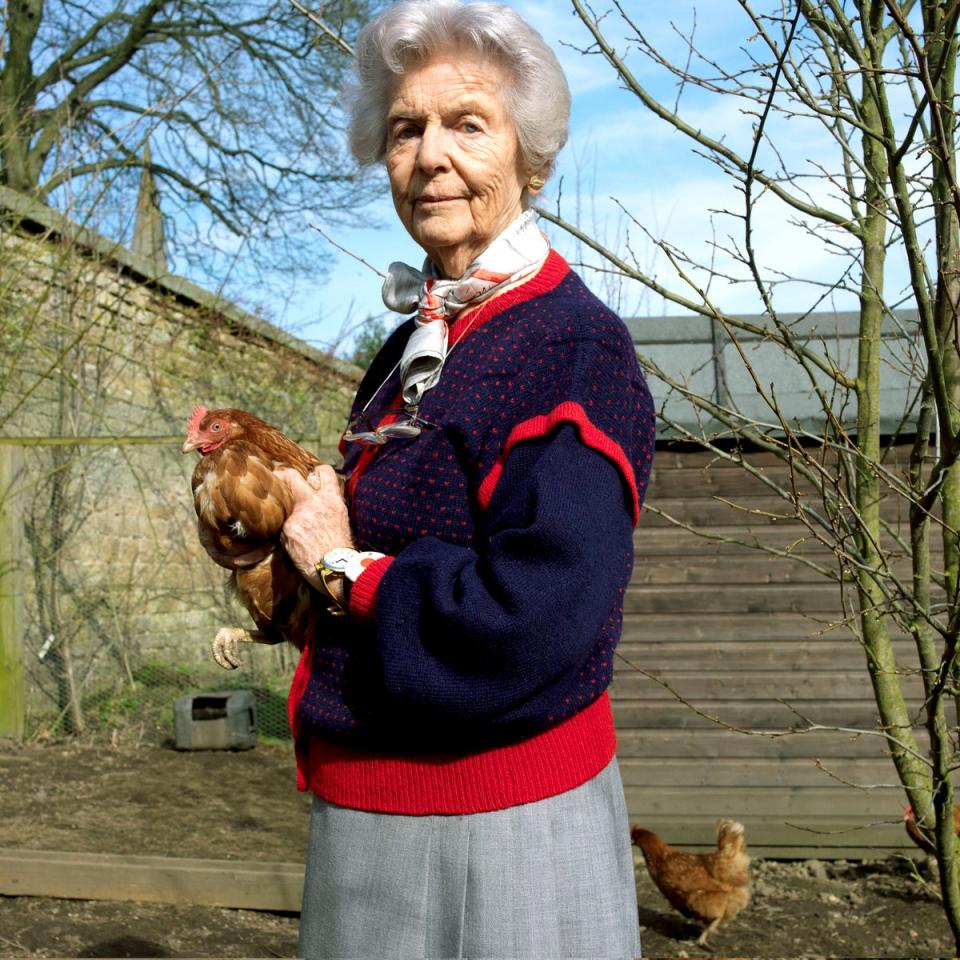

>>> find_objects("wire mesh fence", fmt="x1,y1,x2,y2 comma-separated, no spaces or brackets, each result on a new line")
6,437,308,745
0,197,358,746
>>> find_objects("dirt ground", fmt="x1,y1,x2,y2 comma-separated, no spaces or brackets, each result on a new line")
0,739,954,959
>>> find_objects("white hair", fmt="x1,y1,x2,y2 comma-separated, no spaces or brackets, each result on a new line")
348,0,571,180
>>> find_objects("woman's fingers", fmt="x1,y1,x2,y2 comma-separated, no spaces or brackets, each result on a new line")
276,464,355,581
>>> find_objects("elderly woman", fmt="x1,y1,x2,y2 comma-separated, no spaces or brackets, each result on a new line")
280,1,655,957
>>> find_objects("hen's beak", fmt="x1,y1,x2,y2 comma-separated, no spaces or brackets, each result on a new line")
181,436,201,453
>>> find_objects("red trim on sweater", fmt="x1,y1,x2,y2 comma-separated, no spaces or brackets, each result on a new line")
301,691,616,814
446,249,568,346
343,251,571,503
288,640,314,791
477,401,641,526
347,555,394,622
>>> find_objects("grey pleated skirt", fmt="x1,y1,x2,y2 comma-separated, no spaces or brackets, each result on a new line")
297,757,640,960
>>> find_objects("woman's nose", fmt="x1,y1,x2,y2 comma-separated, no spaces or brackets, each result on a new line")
417,124,451,173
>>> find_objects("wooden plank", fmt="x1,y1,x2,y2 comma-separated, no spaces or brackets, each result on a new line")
632,555,831,585
649,443,917,473
734,844,911,858
615,727,921,759
623,814,909,846
620,611,880,642
618,755,901,788
631,554,934,586
609,669,924,701
634,524,923,558
648,467,823,498
646,467,916,501
0,848,303,911
611,698,918,728
641,495,918,527
621,813,914,857
0,447,23,739
616,638,916,669
639,500,796,527
634,524,826,551
624,582,849,614
622,786,907,818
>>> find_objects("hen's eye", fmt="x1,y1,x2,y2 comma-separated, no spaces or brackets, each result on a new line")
211,422,222,432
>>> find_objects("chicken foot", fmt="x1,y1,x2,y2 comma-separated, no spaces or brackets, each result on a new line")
212,627,281,669
696,917,722,946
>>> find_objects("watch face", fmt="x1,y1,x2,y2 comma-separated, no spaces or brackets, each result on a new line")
322,547,355,573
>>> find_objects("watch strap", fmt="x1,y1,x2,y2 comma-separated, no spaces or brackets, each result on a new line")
344,551,387,583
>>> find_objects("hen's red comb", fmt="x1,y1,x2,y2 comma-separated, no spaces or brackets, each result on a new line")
186,405,208,435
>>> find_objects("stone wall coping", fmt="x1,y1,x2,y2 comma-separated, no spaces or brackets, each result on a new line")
0,184,361,383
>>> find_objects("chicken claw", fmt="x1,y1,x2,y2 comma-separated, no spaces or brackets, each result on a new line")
212,627,254,669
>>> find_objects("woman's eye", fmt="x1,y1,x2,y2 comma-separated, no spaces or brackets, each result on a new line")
461,122,481,134
394,125,419,141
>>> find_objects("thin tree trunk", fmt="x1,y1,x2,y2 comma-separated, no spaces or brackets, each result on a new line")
921,0,960,940
856,92,932,815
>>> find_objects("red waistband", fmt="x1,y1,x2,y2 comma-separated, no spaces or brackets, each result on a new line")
298,692,616,815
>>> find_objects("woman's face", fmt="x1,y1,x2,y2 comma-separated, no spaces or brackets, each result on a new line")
385,52,529,278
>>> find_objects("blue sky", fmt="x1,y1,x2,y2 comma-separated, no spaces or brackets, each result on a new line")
277,1,875,355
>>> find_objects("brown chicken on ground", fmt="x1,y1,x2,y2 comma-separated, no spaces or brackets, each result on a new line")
632,819,751,946
182,405,332,669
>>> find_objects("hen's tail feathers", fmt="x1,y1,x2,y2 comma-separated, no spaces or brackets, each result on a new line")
716,819,747,856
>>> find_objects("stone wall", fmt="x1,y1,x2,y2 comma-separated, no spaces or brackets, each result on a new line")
0,187,360,734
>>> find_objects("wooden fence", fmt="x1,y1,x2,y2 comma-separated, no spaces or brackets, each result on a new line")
613,445,920,859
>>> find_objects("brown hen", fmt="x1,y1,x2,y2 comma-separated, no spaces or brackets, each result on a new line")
182,405,330,668
632,819,751,945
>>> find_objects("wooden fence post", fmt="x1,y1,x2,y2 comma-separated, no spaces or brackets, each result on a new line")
0,446,24,739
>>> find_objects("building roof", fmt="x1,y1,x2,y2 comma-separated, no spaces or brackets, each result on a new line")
628,309,920,439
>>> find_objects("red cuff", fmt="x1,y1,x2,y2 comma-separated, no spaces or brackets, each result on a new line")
348,555,394,622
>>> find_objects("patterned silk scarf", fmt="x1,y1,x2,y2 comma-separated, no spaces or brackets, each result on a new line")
382,211,550,406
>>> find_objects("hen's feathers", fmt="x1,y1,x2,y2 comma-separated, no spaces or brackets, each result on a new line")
192,444,297,556
632,819,751,944
186,407,327,655
234,549,322,649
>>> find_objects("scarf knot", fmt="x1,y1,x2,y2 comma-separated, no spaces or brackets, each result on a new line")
382,211,549,406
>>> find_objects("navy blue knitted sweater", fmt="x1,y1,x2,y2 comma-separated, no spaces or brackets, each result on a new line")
288,251,655,814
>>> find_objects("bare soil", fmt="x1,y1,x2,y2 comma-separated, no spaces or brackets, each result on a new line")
0,740,954,959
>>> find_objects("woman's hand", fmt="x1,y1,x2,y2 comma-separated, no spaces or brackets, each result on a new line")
278,465,355,596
